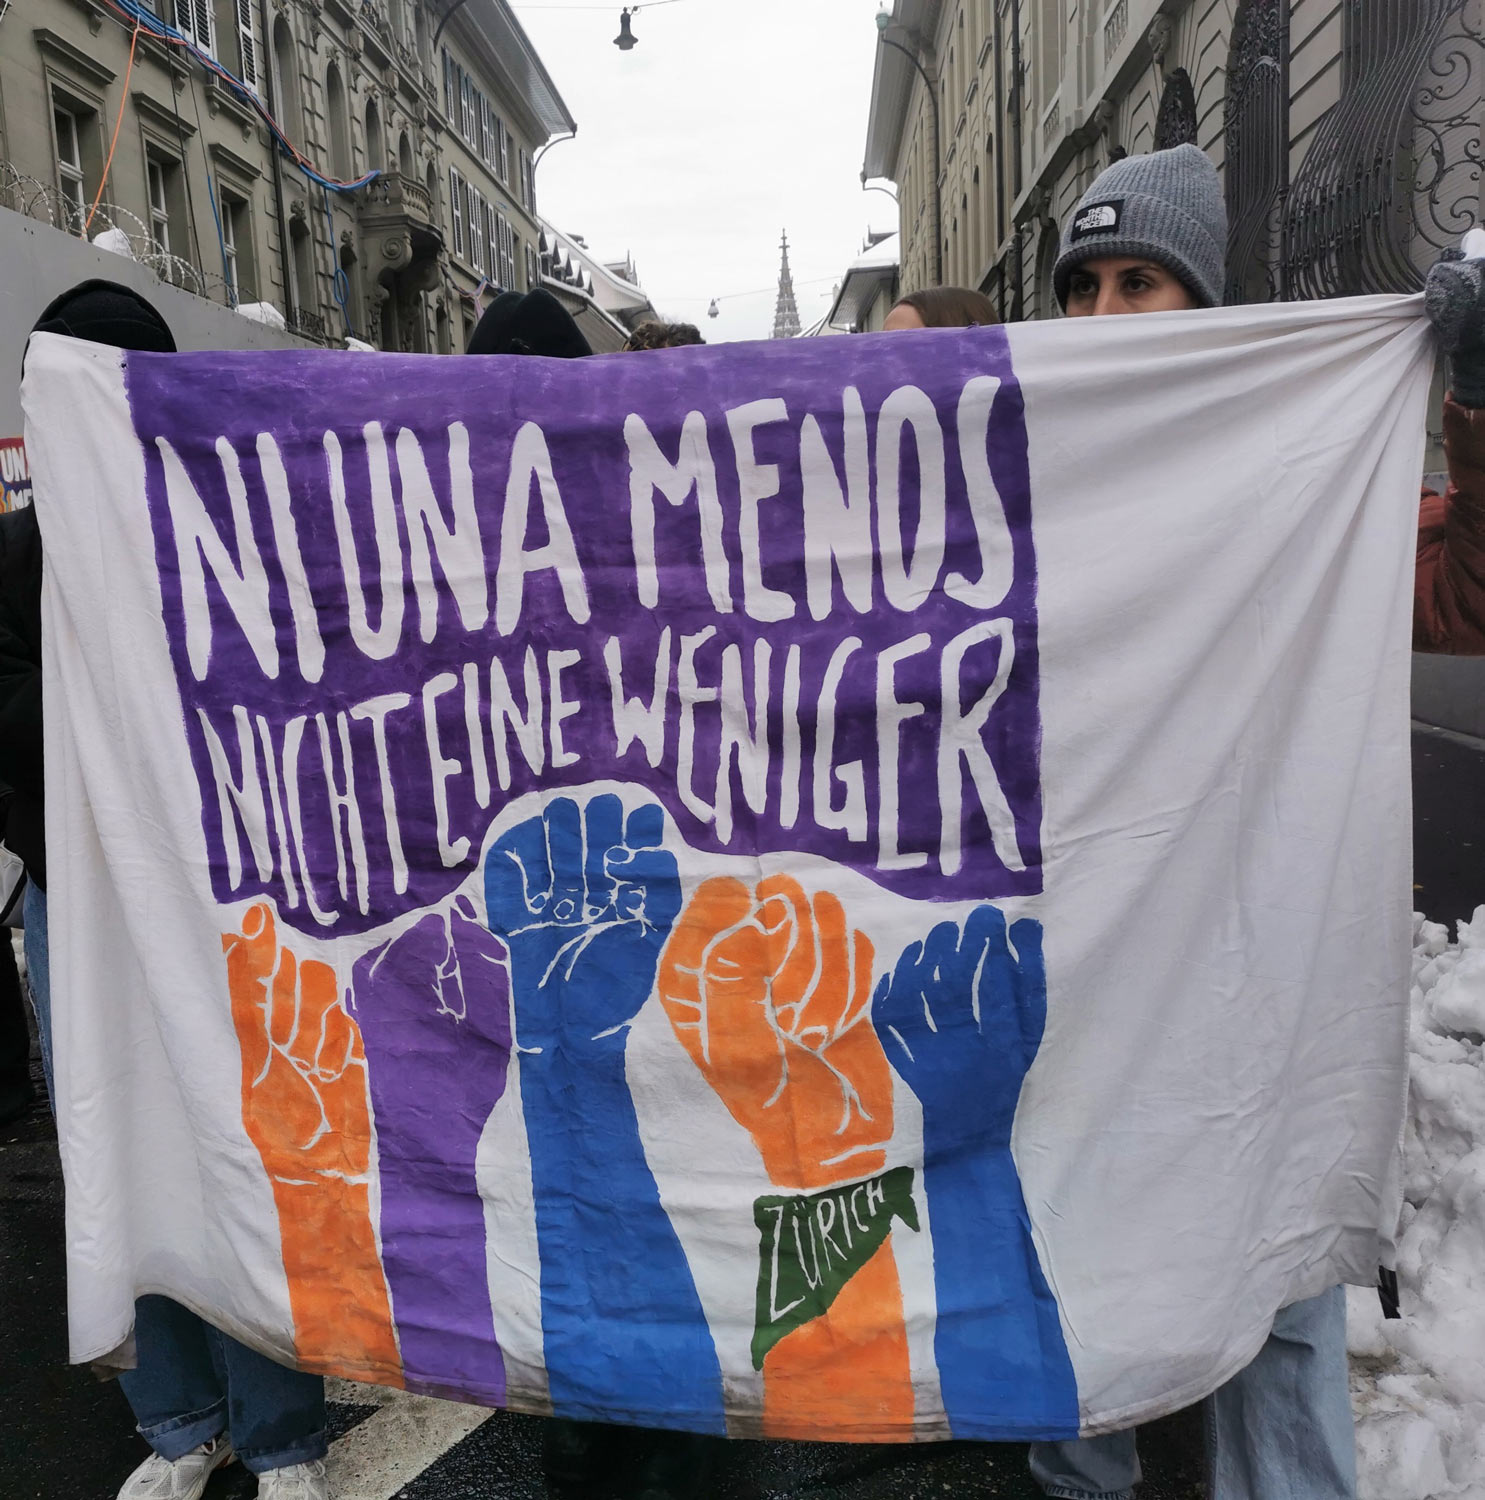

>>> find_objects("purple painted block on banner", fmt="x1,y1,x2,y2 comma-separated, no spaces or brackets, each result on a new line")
126,328,1041,937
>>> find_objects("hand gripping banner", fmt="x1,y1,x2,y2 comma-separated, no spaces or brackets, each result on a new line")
21,296,1432,1440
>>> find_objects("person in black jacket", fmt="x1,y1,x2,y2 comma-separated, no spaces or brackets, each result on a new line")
3,281,177,1098
12,280,337,1500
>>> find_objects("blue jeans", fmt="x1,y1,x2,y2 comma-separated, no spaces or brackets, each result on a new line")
21,881,51,1108
1029,1287,1356,1500
119,1296,328,1475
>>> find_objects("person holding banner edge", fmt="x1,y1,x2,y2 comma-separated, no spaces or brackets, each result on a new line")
985,143,1485,1500
1,281,336,1500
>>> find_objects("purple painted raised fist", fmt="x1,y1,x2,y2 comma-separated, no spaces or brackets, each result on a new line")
348,893,512,1402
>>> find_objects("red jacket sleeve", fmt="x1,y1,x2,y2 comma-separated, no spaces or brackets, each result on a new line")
1415,398,1485,654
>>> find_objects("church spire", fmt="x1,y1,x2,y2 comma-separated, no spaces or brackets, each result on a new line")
771,230,801,340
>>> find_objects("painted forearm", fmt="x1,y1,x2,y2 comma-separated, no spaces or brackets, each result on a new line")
519,1048,725,1427
270,1175,403,1385
920,1143,1076,1438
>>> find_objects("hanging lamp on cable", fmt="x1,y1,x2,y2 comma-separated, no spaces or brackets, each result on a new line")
614,7,637,48
706,298,720,319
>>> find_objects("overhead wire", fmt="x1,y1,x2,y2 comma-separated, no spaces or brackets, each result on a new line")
93,0,379,193
184,63,234,302
83,19,142,233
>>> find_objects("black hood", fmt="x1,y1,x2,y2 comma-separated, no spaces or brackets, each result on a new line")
28,278,176,364
466,288,591,359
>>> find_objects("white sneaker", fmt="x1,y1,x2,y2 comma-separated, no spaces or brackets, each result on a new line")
117,1436,235,1499
256,1458,329,1499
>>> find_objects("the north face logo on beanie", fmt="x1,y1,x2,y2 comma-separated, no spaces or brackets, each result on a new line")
1071,200,1124,241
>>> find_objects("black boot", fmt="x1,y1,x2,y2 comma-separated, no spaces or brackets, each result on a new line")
542,1418,621,1494
628,1430,719,1500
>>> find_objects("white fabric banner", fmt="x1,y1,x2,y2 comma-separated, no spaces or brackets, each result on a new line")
22,294,1430,1439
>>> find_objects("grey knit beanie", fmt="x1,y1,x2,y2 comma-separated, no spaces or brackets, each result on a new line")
1054,144,1227,310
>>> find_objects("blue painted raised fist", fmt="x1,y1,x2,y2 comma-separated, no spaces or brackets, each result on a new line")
483,792,723,1429
485,794,680,1055
872,905,1077,1439
873,904,1047,1147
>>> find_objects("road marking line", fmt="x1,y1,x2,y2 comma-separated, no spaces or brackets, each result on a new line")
326,1391,494,1498
326,1377,401,1409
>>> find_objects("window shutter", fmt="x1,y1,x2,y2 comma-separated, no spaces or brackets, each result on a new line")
235,0,257,87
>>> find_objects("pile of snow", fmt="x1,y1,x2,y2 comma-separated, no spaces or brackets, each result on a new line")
90,227,135,259
234,301,287,330
1350,910,1485,1499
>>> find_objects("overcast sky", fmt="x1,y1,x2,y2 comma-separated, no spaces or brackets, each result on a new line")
512,0,898,343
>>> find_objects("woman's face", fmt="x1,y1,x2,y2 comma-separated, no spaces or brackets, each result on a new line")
1063,257,1200,317
883,302,927,331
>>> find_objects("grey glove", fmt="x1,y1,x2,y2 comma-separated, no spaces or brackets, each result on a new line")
1426,253,1485,409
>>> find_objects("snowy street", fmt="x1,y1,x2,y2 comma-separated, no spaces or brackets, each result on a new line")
2,723,1481,1499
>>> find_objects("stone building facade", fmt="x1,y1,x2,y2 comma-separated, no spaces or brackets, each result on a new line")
0,0,573,348
864,0,1484,321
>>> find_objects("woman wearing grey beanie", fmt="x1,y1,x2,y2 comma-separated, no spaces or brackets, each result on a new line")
1027,146,1485,1500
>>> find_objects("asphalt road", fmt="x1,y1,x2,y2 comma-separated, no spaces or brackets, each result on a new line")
3,722,1480,1500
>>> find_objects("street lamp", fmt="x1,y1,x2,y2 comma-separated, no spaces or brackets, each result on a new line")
874,10,942,286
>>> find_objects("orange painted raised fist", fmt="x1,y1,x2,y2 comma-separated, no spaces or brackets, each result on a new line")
658,874,893,1192
222,902,400,1384
224,902,373,1184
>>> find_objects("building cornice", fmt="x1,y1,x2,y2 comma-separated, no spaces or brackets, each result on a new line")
32,27,116,89
132,89,196,138
863,0,944,181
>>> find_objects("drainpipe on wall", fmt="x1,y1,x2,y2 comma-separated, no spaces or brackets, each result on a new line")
1009,0,1025,318
258,0,297,323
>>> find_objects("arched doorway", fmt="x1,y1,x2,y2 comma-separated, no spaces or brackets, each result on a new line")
398,131,414,180
1222,0,1289,305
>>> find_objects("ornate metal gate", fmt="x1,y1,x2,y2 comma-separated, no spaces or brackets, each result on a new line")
1154,69,1198,151
1223,0,1290,303
1284,0,1484,297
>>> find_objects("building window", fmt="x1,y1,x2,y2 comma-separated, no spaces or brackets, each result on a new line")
53,104,89,234
326,64,351,180
459,72,475,143
441,47,508,176
213,0,259,90
222,197,239,295
220,193,254,302
147,156,174,253
176,0,215,53
465,182,485,273
516,147,532,210
449,166,465,259
272,17,303,142
289,215,315,321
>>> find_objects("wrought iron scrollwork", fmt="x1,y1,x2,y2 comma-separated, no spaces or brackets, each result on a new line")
1224,0,1290,304
1154,68,1198,150
1284,0,1483,298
